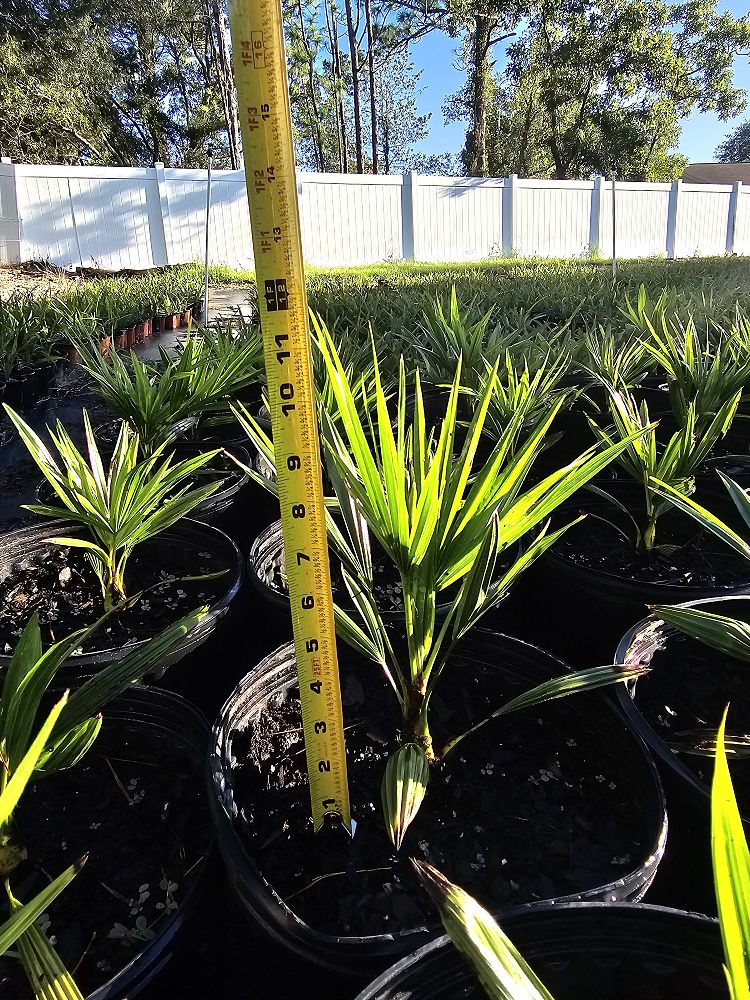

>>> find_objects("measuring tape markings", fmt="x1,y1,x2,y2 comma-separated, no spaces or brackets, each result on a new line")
229,0,351,833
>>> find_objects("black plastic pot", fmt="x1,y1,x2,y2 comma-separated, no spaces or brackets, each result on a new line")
0,688,216,1000
90,688,217,1000
355,902,725,1000
614,594,750,800
245,518,287,614
535,481,750,665
246,519,476,628
0,518,244,679
717,413,750,456
3,373,28,407
208,631,666,981
699,452,750,495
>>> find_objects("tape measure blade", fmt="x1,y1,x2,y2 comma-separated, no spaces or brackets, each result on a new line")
229,0,351,833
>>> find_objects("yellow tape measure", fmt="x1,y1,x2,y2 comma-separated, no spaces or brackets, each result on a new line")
229,0,351,834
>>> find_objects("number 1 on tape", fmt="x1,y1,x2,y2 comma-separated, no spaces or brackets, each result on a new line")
229,0,351,834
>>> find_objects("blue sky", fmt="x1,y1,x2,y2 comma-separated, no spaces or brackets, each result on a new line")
409,0,750,166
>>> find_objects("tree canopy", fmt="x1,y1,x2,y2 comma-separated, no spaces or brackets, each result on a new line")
1,0,749,180
717,120,750,162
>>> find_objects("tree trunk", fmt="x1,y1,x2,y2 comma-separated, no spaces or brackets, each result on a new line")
297,0,325,170
466,15,493,177
344,0,364,173
207,0,241,169
364,0,378,173
325,0,346,172
382,101,390,173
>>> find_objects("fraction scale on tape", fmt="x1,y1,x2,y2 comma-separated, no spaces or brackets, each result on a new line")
228,0,351,834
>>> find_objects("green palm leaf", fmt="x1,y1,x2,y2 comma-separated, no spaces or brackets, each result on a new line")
712,709,750,1000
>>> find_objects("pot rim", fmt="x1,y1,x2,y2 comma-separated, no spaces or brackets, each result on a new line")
354,899,719,1000
0,517,244,665
209,630,667,955
615,593,750,799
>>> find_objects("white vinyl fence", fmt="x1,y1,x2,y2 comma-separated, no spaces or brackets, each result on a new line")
1,159,749,271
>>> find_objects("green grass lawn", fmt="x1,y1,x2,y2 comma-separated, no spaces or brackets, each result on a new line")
208,256,750,337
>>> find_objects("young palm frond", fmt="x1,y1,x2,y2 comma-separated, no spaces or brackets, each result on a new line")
415,286,506,390
587,387,740,552
580,325,651,391
414,862,556,1000
478,350,573,447
5,406,222,610
315,317,647,844
712,710,750,1000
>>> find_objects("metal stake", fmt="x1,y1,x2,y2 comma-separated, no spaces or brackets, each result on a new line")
203,147,213,320
611,174,617,284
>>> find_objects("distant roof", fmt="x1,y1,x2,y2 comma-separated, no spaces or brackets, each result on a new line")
682,162,750,184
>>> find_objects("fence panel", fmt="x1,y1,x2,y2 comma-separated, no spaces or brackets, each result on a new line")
68,173,155,270
300,173,404,265
0,162,20,263
734,188,750,256
600,182,672,259
0,164,746,270
676,184,733,258
14,166,159,270
514,180,592,257
164,169,253,269
415,177,505,261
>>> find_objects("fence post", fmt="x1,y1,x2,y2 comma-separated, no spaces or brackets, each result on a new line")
666,179,681,259
727,180,742,255
502,174,517,257
589,175,604,258
611,176,617,282
0,158,21,264
401,171,418,261
150,162,171,265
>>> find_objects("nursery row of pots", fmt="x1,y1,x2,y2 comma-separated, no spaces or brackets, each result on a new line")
4,300,750,997
0,428,741,999
0,306,201,412
104,305,198,354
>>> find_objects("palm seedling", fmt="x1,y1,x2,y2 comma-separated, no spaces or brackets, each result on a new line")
0,606,206,999
0,296,59,379
414,286,506,392
72,326,263,454
4,406,223,611
315,322,648,847
477,350,573,449
0,299,22,380
580,325,652,392
586,386,740,554
626,293,750,432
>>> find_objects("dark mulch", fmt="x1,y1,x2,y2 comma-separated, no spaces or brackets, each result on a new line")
554,517,750,589
0,712,211,998
229,650,652,937
0,540,229,655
